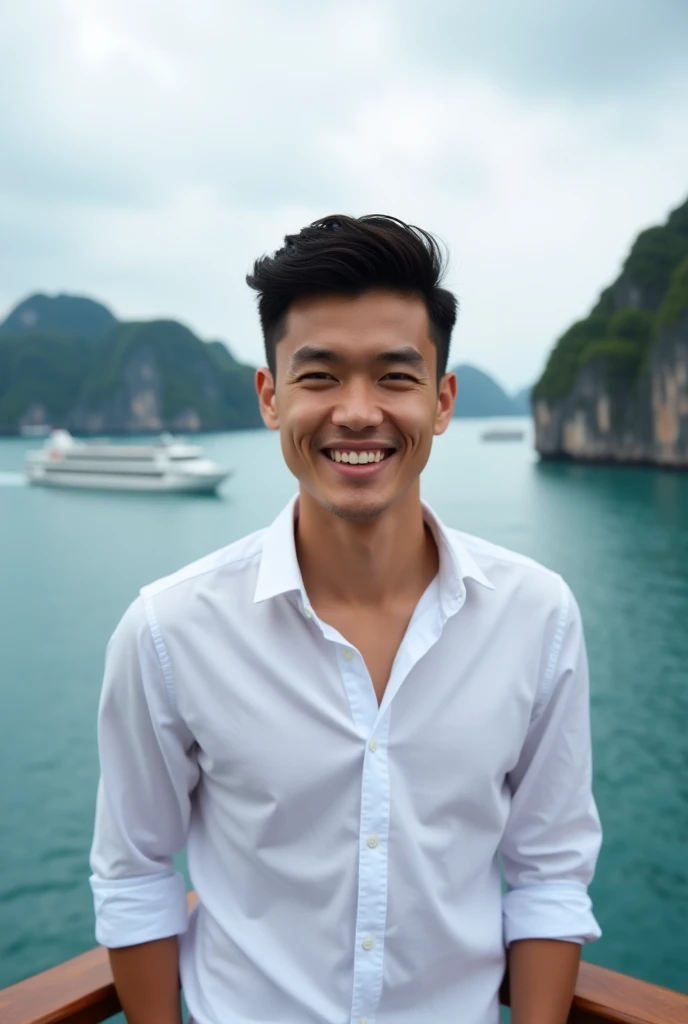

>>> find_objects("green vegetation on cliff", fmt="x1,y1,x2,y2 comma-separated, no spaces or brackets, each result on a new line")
656,256,688,331
532,314,610,400
0,294,116,342
78,320,260,431
0,331,94,426
581,309,655,381
534,195,688,401
0,294,261,434
622,227,688,298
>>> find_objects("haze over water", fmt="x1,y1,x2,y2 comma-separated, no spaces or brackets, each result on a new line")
1,419,686,995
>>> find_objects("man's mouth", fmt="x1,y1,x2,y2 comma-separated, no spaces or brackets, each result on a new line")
322,448,395,465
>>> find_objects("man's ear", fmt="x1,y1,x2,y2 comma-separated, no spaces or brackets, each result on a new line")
433,371,457,435
256,367,279,430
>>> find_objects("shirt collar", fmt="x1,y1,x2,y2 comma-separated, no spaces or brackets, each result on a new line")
253,496,304,605
422,501,495,617
253,494,495,611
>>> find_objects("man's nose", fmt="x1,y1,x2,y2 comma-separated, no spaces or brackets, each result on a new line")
330,380,384,431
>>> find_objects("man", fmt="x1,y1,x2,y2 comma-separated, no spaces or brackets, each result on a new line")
90,215,602,1024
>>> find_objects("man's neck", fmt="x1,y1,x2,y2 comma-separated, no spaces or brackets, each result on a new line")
295,485,439,609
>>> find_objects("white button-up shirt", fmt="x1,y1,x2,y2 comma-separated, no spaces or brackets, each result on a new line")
90,497,602,1024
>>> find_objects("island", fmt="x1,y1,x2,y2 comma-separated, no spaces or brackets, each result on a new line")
533,194,688,466
0,296,263,435
451,364,530,418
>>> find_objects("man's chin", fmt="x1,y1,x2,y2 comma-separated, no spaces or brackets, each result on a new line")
317,487,392,522
326,500,390,522
300,474,406,522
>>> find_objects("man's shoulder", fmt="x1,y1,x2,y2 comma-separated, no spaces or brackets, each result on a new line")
104,527,270,674
140,526,267,605
447,526,569,607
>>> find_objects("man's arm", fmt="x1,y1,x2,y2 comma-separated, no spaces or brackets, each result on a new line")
108,937,182,1024
499,582,602,1014
90,596,199,1022
508,939,581,1024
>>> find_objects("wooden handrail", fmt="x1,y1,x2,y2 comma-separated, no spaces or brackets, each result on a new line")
2,896,687,1024
3,953,687,1024
0,946,119,1024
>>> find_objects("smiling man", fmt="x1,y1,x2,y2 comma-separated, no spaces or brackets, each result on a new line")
90,215,602,1024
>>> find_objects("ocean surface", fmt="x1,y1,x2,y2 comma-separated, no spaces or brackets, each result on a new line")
1,419,687,1003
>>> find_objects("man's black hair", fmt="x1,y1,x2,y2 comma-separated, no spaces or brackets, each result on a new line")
246,214,458,383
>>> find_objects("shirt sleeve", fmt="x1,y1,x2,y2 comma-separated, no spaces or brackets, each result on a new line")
89,595,200,948
499,581,602,947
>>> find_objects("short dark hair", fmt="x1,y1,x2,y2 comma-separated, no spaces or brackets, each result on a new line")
246,214,458,383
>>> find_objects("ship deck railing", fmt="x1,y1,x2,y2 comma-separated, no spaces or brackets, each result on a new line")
1,893,687,1024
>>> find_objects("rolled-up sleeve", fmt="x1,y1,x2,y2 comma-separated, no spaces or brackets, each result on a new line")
500,582,602,947
89,595,199,948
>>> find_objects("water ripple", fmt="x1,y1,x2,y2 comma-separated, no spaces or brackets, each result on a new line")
0,879,80,904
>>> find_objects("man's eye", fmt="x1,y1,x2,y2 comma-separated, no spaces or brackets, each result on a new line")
299,372,334,381
383,373,416,382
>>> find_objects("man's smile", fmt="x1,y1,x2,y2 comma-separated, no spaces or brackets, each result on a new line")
316,441,399,477
319,447,397,477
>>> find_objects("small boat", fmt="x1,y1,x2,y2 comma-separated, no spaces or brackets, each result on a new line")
481,429,525,442
19,423,52,437
25,430,231,494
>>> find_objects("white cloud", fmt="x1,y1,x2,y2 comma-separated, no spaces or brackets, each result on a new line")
1,0,687,391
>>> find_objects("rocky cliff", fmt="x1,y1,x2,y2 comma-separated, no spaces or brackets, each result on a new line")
533,195,688,466
0,295,262,435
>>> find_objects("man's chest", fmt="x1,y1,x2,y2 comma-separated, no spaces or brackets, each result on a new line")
172,605,538,820
309,605,412,706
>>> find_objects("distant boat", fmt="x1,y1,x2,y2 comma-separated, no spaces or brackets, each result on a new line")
19,423,52,437
25,430,231,494
480,429,525,442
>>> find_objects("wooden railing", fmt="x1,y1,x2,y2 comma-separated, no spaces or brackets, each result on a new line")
3,952,687,1024
2,894,687,1024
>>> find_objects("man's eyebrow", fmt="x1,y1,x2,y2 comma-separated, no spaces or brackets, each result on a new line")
376,346,426,368
289,346,338,370
289,344,427,370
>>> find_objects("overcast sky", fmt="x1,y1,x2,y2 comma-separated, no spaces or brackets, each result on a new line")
1,0,687,392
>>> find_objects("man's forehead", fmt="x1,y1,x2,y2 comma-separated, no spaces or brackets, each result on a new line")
286,289,427,320
281,292,432,346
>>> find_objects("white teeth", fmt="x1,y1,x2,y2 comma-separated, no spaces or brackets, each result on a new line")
327,449,389,463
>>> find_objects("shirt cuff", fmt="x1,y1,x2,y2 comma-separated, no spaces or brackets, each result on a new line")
502,880,601,947
90,870,189,948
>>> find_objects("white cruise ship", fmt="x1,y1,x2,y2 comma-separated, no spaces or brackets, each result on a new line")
26,430,231,494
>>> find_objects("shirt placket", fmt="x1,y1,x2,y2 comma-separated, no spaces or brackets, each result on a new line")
337,643,389,1024
311,585,458,1024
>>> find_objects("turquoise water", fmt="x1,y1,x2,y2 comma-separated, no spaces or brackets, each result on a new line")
1,419,687,997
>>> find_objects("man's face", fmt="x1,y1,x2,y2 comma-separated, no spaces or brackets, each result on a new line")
256,290,456,521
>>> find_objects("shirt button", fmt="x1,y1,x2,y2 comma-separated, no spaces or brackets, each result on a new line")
368,738,378,753
342,648,354,661
366,834,379,849
358,1018,368,1024
362,936,375,951
303,608,312,618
